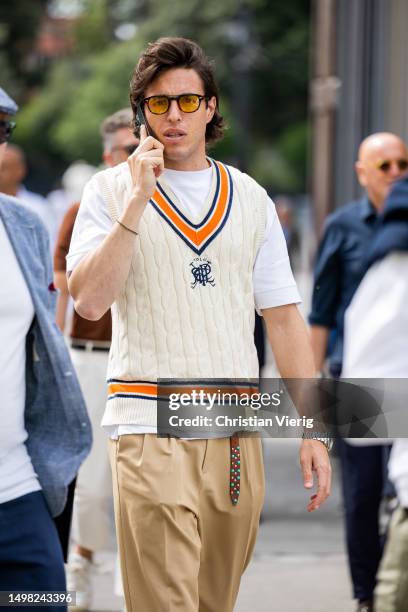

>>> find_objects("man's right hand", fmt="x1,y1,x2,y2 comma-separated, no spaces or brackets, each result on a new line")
68,128,165,321
127,124,164,203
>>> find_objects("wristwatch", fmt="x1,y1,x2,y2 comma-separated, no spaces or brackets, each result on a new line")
302,431,333,452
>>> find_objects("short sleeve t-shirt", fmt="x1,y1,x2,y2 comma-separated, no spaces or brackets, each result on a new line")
67,165,301,312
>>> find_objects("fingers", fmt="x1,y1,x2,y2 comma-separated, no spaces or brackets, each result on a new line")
138,148,164,159
137,155,164,172
300,453,314,490
127,153,164,185
131,134,164,157
307,463,331,512
128,148,164,178
140,124,147,143
139,151,164,172
300,440,332,512
126,124,164,197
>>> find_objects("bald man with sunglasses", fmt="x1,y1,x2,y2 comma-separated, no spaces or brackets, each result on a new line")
309,132,408,612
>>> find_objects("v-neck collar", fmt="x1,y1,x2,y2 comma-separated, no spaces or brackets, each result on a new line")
149,159,233,255
159,164,214,226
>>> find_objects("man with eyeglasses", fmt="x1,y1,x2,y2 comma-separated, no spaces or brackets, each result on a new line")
309,132,408,612
67,38,332,612
100,107,140,166
54,107,139,610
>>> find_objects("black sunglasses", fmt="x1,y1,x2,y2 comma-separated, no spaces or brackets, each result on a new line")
375,158,408,173
0,120,16,144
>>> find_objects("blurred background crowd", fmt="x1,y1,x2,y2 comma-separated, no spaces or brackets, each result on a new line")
1,1,408,611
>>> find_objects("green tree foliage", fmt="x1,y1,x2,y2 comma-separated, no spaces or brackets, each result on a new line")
0,0,48,95
8,0,310,192
52,41,139,163
72,0,112,55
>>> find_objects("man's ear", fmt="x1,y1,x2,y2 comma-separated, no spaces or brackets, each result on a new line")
355,160,368,188
206,96,217,124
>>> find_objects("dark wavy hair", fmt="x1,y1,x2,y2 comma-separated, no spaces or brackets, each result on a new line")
129,37,225,145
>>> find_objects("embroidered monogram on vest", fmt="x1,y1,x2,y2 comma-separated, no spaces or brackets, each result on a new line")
190,257,216,288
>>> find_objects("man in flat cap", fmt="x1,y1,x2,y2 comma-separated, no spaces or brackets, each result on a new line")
0,86,92,607
0,86,18,116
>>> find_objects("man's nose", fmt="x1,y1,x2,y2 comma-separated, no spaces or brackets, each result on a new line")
167,99,182,122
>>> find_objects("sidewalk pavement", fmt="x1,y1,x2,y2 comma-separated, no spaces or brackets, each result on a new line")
235,440,353,611
87,439,354,611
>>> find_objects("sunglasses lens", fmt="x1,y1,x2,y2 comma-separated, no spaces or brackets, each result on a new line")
178,95,200,112
379,161,391,172
378,159,408,172
0,121,15,144
147,96,169,115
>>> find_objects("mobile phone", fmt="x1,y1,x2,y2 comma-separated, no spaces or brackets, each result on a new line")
136,104,152,138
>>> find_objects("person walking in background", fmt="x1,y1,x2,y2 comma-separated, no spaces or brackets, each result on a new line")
54,108,139,610
47,161,97,248
67,37,331,612
0,143,58,250
309,132,408,612
50,162,97,567
275,195,300,270
342,175,408,612
0,86,91,607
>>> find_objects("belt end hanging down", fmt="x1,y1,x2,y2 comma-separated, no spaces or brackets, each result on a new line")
230,435,241,505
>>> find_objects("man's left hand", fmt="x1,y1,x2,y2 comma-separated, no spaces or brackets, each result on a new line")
299,439,332,512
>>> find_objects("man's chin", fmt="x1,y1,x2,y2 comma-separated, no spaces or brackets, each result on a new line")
163,146,191,164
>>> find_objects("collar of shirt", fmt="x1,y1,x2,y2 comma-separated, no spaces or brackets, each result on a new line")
359,196,377,224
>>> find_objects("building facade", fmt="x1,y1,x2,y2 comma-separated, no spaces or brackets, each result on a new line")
311,0,408,232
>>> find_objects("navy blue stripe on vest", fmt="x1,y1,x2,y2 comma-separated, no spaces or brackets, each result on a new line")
156,159,221,230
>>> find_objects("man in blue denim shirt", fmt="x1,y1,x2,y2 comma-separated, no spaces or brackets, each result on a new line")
0,86,91,608
309,132,408,612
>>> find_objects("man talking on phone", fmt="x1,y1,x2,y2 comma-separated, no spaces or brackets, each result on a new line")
67,37,331,612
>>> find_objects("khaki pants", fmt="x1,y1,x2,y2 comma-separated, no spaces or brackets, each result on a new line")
375,506,408,612
108,434,265,612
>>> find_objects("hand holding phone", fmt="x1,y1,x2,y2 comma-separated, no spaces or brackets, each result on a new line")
126,106,164,204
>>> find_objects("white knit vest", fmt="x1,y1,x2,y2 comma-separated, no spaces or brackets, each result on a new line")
96,159,267,427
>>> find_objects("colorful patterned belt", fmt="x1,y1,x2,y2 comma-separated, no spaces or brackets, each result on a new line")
230,435,241,505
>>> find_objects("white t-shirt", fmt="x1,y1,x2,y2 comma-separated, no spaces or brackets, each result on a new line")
343,252,408,501
67,165,301,438
67,166,300,309
343,253,408,378
0,219,41,503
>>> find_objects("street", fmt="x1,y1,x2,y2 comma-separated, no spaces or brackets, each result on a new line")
235,440,353,612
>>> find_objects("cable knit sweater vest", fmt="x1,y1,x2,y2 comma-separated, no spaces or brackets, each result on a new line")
96,158,267,427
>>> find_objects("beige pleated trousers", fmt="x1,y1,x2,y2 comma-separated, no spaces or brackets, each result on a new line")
108,434,265,612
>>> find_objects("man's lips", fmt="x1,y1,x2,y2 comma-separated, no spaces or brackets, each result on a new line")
162,129,187,142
